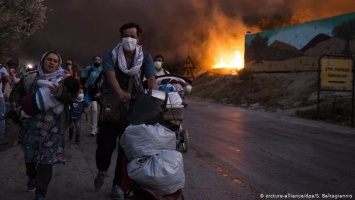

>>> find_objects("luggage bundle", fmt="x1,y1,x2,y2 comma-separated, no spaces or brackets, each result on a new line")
120,124,185,196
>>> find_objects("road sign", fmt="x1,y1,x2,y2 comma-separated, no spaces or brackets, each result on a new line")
318,55,355,127
182,68,195,79
183,56,195,68
319,56,354,91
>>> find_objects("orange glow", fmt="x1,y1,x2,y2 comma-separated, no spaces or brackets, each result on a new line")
212,50,244,70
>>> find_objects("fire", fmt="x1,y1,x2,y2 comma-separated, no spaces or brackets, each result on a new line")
212,50,244,70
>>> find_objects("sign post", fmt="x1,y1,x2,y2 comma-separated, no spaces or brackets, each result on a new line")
318,55,354,126
182,56,195,80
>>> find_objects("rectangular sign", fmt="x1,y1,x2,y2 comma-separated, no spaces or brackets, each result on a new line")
319,56,354,91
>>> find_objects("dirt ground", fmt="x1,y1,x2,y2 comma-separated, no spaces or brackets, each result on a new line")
188,71,354,127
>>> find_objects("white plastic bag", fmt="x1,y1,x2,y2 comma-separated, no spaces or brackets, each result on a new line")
167,92,183,105
127,150,185,196
120,124,176,161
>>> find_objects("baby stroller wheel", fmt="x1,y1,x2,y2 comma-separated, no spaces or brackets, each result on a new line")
176,135,181,148
180,129,188,153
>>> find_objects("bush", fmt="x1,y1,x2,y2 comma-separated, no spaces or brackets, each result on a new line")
238,68,253,80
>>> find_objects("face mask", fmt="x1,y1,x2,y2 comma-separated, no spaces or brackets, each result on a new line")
122,37,137,51
94,62,100,67
154,61,162,70
10,68,15,73
67,65,72,70
77,93,84,100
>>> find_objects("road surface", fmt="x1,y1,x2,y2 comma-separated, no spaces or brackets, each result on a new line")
0,99,354,200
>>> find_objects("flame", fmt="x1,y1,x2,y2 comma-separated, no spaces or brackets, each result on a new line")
212,50,244,70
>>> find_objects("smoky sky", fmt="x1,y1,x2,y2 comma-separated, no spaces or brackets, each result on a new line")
16,0,355,71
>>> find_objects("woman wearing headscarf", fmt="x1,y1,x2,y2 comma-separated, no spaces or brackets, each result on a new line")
10,50,79,200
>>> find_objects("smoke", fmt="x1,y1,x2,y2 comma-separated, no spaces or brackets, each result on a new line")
16,0,355,72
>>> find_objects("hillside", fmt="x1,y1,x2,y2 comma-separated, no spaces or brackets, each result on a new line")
188,71,354,127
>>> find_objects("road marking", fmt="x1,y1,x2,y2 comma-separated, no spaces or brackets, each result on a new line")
209,160,261,199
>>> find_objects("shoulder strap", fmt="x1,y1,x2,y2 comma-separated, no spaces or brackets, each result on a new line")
86,67,94,79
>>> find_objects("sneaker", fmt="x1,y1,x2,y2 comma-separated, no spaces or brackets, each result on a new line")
27,178,36,191
0,140,9,145
75,135,80,143
111,185,124,200
34,194,45,200
94,171,106,190
90,128,99,136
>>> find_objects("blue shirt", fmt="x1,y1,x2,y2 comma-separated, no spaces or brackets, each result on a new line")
70,99,89,120
101,50,156,93
81,65,103,86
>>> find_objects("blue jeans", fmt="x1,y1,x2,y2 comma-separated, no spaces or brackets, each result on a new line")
0,97,6,141
69,118,81,136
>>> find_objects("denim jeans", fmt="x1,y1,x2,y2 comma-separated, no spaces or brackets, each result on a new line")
0,97,6,141
69,118,81,136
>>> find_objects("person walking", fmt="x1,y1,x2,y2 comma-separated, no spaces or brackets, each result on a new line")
80,55,103,136
94,22,158,200
69,88,92,143
153,54,170,76
0,63,11,145
10,51,79,200
64,60,78,78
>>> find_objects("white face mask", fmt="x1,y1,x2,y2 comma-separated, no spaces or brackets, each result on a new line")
122,37,137,51
154,61,162,70
77,93,84,100
67,65,72,70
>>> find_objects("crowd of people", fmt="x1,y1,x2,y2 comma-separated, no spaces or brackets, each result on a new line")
2,22,176,200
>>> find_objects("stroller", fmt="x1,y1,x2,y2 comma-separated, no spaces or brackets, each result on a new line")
157,75,192,153
120,87,188,200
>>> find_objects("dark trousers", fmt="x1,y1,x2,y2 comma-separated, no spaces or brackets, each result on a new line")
96,121,126,186
26,162,53,197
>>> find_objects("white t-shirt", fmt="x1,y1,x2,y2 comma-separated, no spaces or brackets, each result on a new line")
156,69,170,76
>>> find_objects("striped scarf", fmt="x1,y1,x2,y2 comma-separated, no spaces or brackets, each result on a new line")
111,43,144,92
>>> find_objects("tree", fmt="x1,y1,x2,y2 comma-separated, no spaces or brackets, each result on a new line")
332,19,355,56
0,0,46,62
246,33,269,63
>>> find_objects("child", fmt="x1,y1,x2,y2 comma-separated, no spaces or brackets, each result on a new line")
69,88,91,143
35,75,79,114
20,75,80,116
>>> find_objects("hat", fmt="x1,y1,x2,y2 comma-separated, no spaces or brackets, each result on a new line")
66,60,72,65
6,58,19,66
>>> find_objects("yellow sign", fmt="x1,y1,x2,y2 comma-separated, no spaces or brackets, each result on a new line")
182,68,195,79
320,56,354,91
183,56,195,68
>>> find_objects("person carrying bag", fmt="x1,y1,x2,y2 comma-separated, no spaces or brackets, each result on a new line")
94,22,159,200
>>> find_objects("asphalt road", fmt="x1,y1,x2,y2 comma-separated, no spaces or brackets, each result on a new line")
0,99,354,200
182,100,355,200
